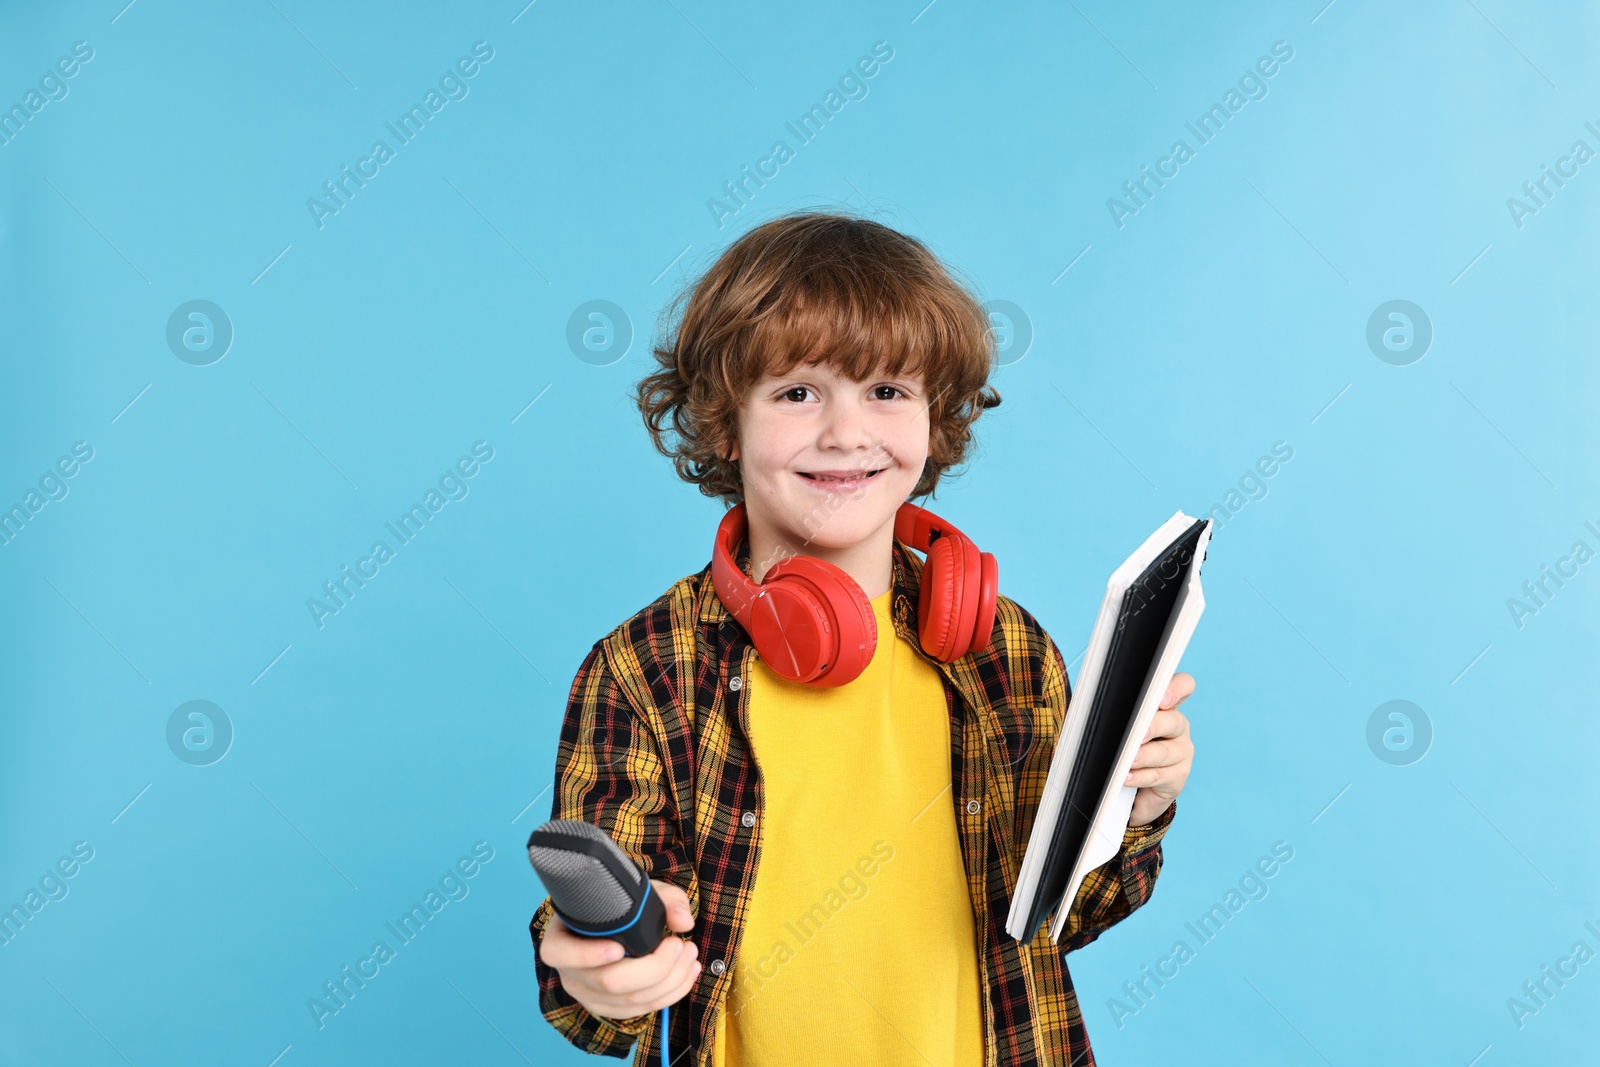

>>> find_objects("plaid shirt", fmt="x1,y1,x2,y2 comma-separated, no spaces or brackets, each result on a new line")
529,534,1177,1066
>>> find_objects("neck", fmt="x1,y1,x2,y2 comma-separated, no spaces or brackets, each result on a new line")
746,514,896,600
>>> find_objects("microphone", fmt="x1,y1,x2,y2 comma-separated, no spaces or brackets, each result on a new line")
527,819,674,1066
526,819,669,956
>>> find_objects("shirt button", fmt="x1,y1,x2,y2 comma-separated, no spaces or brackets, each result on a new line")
741,811,756,827
709,958,726,976
966,799,982,815
728,676,743,692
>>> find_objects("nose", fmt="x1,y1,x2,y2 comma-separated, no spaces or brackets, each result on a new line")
816,394,874,454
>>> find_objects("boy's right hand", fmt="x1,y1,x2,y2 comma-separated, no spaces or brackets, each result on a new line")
537,879,702,1021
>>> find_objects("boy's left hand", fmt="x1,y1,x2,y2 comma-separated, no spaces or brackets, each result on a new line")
1124,672,1195,827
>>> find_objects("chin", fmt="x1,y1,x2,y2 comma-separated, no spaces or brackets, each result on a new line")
790,522,879,550
781,498,904,549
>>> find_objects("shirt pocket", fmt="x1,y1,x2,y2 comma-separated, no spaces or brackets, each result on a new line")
988,703,1064,859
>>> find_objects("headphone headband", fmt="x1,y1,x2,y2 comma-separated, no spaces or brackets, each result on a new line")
893,501,971,553
709,503,761,617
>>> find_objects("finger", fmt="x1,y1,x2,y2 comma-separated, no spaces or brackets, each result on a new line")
540,915,627,970
1128,737,1186,772
585,950,700,1020
626,941,703,1014
1141,707,1190,744
650,879,696,933
589,934,695,999
1160,672,1196,710
1125,764,1184,790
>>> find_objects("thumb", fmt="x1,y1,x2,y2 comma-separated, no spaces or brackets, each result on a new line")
650,879,695,932
1160,671,1195,710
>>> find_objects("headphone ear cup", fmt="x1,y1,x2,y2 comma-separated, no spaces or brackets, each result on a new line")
813,572,876,687
917,535,959,661
945,534,984,660
762,556,877,686
743,578,832,684
970,551,999,653
921,534,985,661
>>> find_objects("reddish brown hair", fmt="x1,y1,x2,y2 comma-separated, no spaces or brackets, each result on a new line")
634,210,1002,505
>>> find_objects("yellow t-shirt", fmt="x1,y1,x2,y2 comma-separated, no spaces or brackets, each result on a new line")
711,588,984,1066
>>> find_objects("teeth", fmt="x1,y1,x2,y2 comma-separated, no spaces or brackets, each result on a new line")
808,470,879,481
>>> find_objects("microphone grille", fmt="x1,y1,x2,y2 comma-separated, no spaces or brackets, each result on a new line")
527,820,642,925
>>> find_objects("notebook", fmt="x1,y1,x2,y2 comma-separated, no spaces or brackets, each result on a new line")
1005,510,1213,944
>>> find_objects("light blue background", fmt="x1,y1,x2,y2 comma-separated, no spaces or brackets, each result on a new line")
2,1,1596,1064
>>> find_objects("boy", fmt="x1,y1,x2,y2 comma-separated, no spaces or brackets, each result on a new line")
530,211,1196,1066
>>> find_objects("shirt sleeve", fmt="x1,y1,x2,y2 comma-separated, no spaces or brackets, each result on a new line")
527,639,694,1058
1055,798,1176,954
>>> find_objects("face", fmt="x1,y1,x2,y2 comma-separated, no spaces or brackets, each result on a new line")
728,360,930,568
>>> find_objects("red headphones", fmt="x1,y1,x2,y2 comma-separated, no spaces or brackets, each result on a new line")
711,501,998,687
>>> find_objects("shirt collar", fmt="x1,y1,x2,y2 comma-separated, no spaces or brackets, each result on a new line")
695,532,926,648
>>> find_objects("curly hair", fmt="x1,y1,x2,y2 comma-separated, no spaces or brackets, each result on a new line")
634,210,1002,505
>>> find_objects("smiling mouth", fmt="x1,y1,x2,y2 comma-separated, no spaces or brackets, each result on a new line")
799,468,885,483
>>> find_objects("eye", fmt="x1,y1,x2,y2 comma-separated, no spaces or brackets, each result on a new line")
873,384,909,401
780,386,814,403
